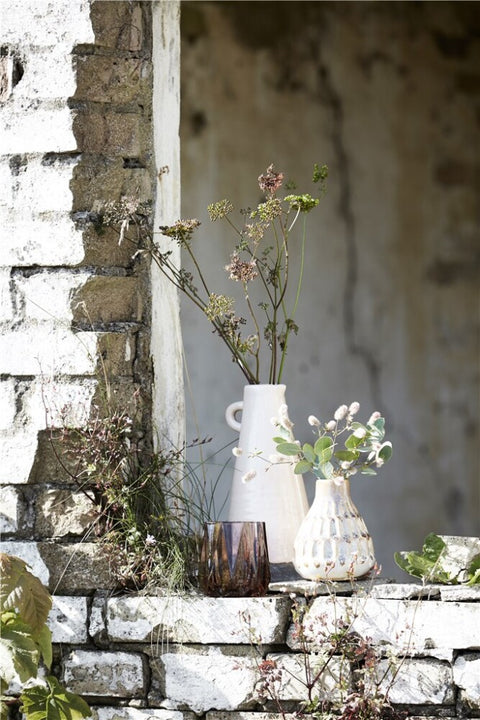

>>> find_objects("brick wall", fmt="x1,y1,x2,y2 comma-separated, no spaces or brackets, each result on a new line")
0,1,181,585
43,582,480,717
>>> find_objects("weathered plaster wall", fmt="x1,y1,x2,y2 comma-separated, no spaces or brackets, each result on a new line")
180,2,480,576
0,1,182,582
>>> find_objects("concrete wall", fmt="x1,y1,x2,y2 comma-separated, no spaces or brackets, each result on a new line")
179,2,480,576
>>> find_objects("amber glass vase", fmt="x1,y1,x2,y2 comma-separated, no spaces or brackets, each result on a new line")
199,521,271,597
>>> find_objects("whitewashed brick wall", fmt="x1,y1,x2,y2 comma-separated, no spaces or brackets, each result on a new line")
41,584,480,717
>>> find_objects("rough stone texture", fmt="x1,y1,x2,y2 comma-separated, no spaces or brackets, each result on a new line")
106,595,291,644
453,654,480,711
265,653,349,703
0,486,20,533
34,489,97,538
63,650,145,697
375,658,455,705
291,595,480,656
0,540,114,592
0,0,165,580
49,596,89,644
91,709,187,720
152,648,259,713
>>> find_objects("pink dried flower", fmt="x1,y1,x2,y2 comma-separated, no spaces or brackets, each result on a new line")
258,163,284,195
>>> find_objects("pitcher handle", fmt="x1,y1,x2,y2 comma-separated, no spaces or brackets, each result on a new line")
225,401,243,432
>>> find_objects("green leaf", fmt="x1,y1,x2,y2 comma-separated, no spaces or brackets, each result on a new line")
0,554,52,631
275,442,300,457
345,433,362,450
302,443,316,463
360,466,377,476
466,555,480,585
0,618,40,683
294,460,313,475
34,624,52,670
272,436,287,444
378,442,393,464
21,677,90,720
334,450,358,462
318,461,334,479
313,436,333,464
422,533,446,563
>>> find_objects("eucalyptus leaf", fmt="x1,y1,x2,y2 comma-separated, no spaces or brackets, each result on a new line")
275,442,300,457
302,443,316,463
295,460,313,475
334,450,358,462
314,436,333,464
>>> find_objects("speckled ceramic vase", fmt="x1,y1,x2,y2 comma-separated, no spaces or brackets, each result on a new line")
294,477,376,581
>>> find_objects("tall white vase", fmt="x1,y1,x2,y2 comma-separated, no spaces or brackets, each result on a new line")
294,477,376,581
226,384,308,564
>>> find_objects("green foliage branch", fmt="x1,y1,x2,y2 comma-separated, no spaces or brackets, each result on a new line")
0,554,90,720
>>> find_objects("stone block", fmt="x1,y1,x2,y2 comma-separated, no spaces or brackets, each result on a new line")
72,112,142,156
71,155,152,212
91,709,186,720
49,596,88,644
1,0,94,47
74,55,152,105
291,596,480,655
20,377,96,430
375,658,454,705
106,595,291,644
0,215,85,265
0,430,39,484
152,647,258,713
440,585,480,602
453,653,480,710
0,378,16,430
0,541,50,585
0,326,98,376
72,276,143,325
36,542,115,594
62,650,145,697
34,489,97,538
0,106,77,155
265,653,349,703
0,156,76,215
81,225,140,269
89,2,146,53
14,270,92,322
97,332,136,378
0,269,14,322
0,486,21,533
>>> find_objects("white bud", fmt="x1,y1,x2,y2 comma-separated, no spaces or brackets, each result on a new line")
308,415,321,427
241,470,257,484
232,446,243,457
348,401,360,415
334,404,349,421
353,427,366,439
325,420,337,431
367,411,381,425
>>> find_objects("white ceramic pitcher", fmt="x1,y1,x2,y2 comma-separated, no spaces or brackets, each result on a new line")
225,384,308,564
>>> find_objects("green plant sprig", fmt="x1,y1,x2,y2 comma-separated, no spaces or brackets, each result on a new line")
271,401,393,480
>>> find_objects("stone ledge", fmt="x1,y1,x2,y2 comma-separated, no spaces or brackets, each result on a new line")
289,595,480,655
104,595,292,644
